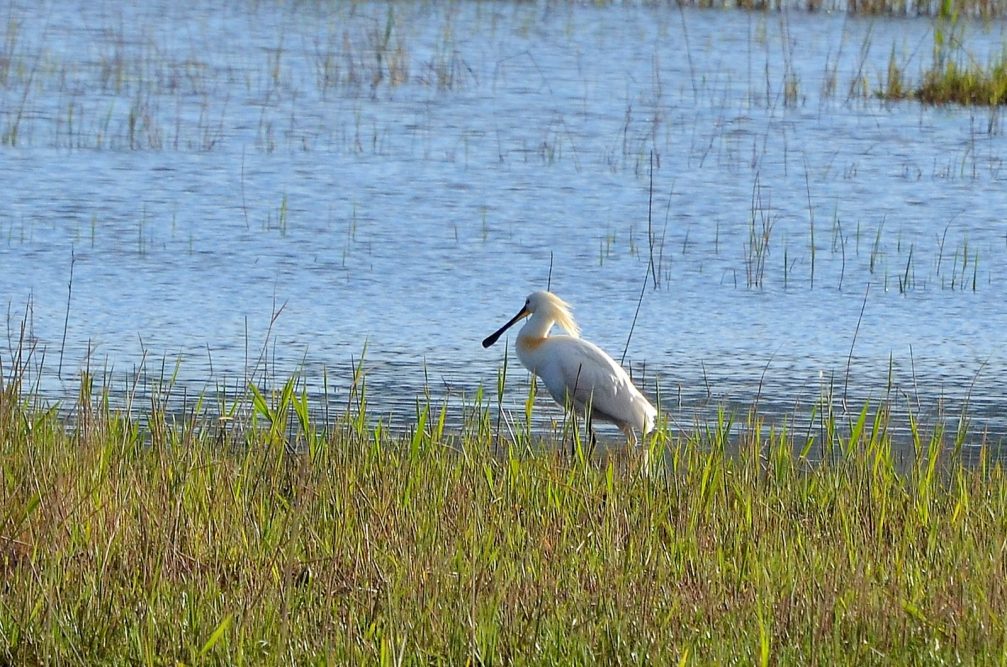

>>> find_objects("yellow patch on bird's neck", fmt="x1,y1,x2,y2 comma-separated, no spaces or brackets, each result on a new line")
517,336,547,352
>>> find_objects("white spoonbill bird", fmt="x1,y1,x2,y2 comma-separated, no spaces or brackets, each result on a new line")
482,291,656,444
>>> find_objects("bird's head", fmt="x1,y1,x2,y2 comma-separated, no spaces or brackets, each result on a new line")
482,290,580,349
525,291,580,338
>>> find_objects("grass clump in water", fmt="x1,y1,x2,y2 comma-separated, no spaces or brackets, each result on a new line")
880,8,1007,106
1,368,1007,664
915,56,1007,104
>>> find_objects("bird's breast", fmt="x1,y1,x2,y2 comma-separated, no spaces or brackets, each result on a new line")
515,335,550,372
516,335,547,352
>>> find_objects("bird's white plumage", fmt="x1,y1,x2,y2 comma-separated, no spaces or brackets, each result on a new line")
482,291,656,443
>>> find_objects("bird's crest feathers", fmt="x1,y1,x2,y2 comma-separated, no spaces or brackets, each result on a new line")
531,291,581,338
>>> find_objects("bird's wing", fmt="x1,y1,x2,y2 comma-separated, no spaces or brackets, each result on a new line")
539,337,656,432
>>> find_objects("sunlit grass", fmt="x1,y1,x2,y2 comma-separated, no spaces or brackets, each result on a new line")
1,360,1006,664
877,10,1007,107
883,47,1007,106
916,56,1007,105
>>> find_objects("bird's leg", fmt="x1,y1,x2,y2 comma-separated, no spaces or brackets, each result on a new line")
622,425,651,477
621,424,638,447
587,412,598,457
567,409,578,458
569,415,575,458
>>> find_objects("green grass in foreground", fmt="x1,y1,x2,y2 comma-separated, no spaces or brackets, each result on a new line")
1,373,1006,665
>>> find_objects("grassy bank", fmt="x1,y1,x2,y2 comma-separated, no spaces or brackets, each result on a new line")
1,372,1006,665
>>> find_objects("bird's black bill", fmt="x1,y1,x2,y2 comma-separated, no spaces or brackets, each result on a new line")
482,308,528,348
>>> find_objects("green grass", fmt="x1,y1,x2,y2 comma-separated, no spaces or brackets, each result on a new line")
916,56,1007,105
2,369,1007,664
884,48,1007,106
878,11,1007,106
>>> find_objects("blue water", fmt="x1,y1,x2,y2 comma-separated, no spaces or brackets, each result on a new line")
2,1,1007,444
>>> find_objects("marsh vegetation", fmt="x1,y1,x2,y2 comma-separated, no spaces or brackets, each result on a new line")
3,0,1007,661
2,360,1006,664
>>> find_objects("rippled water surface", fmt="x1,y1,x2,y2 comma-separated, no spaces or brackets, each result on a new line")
3,1,1007,444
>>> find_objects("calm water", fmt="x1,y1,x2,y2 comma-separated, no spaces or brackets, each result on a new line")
3,1,1007,445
